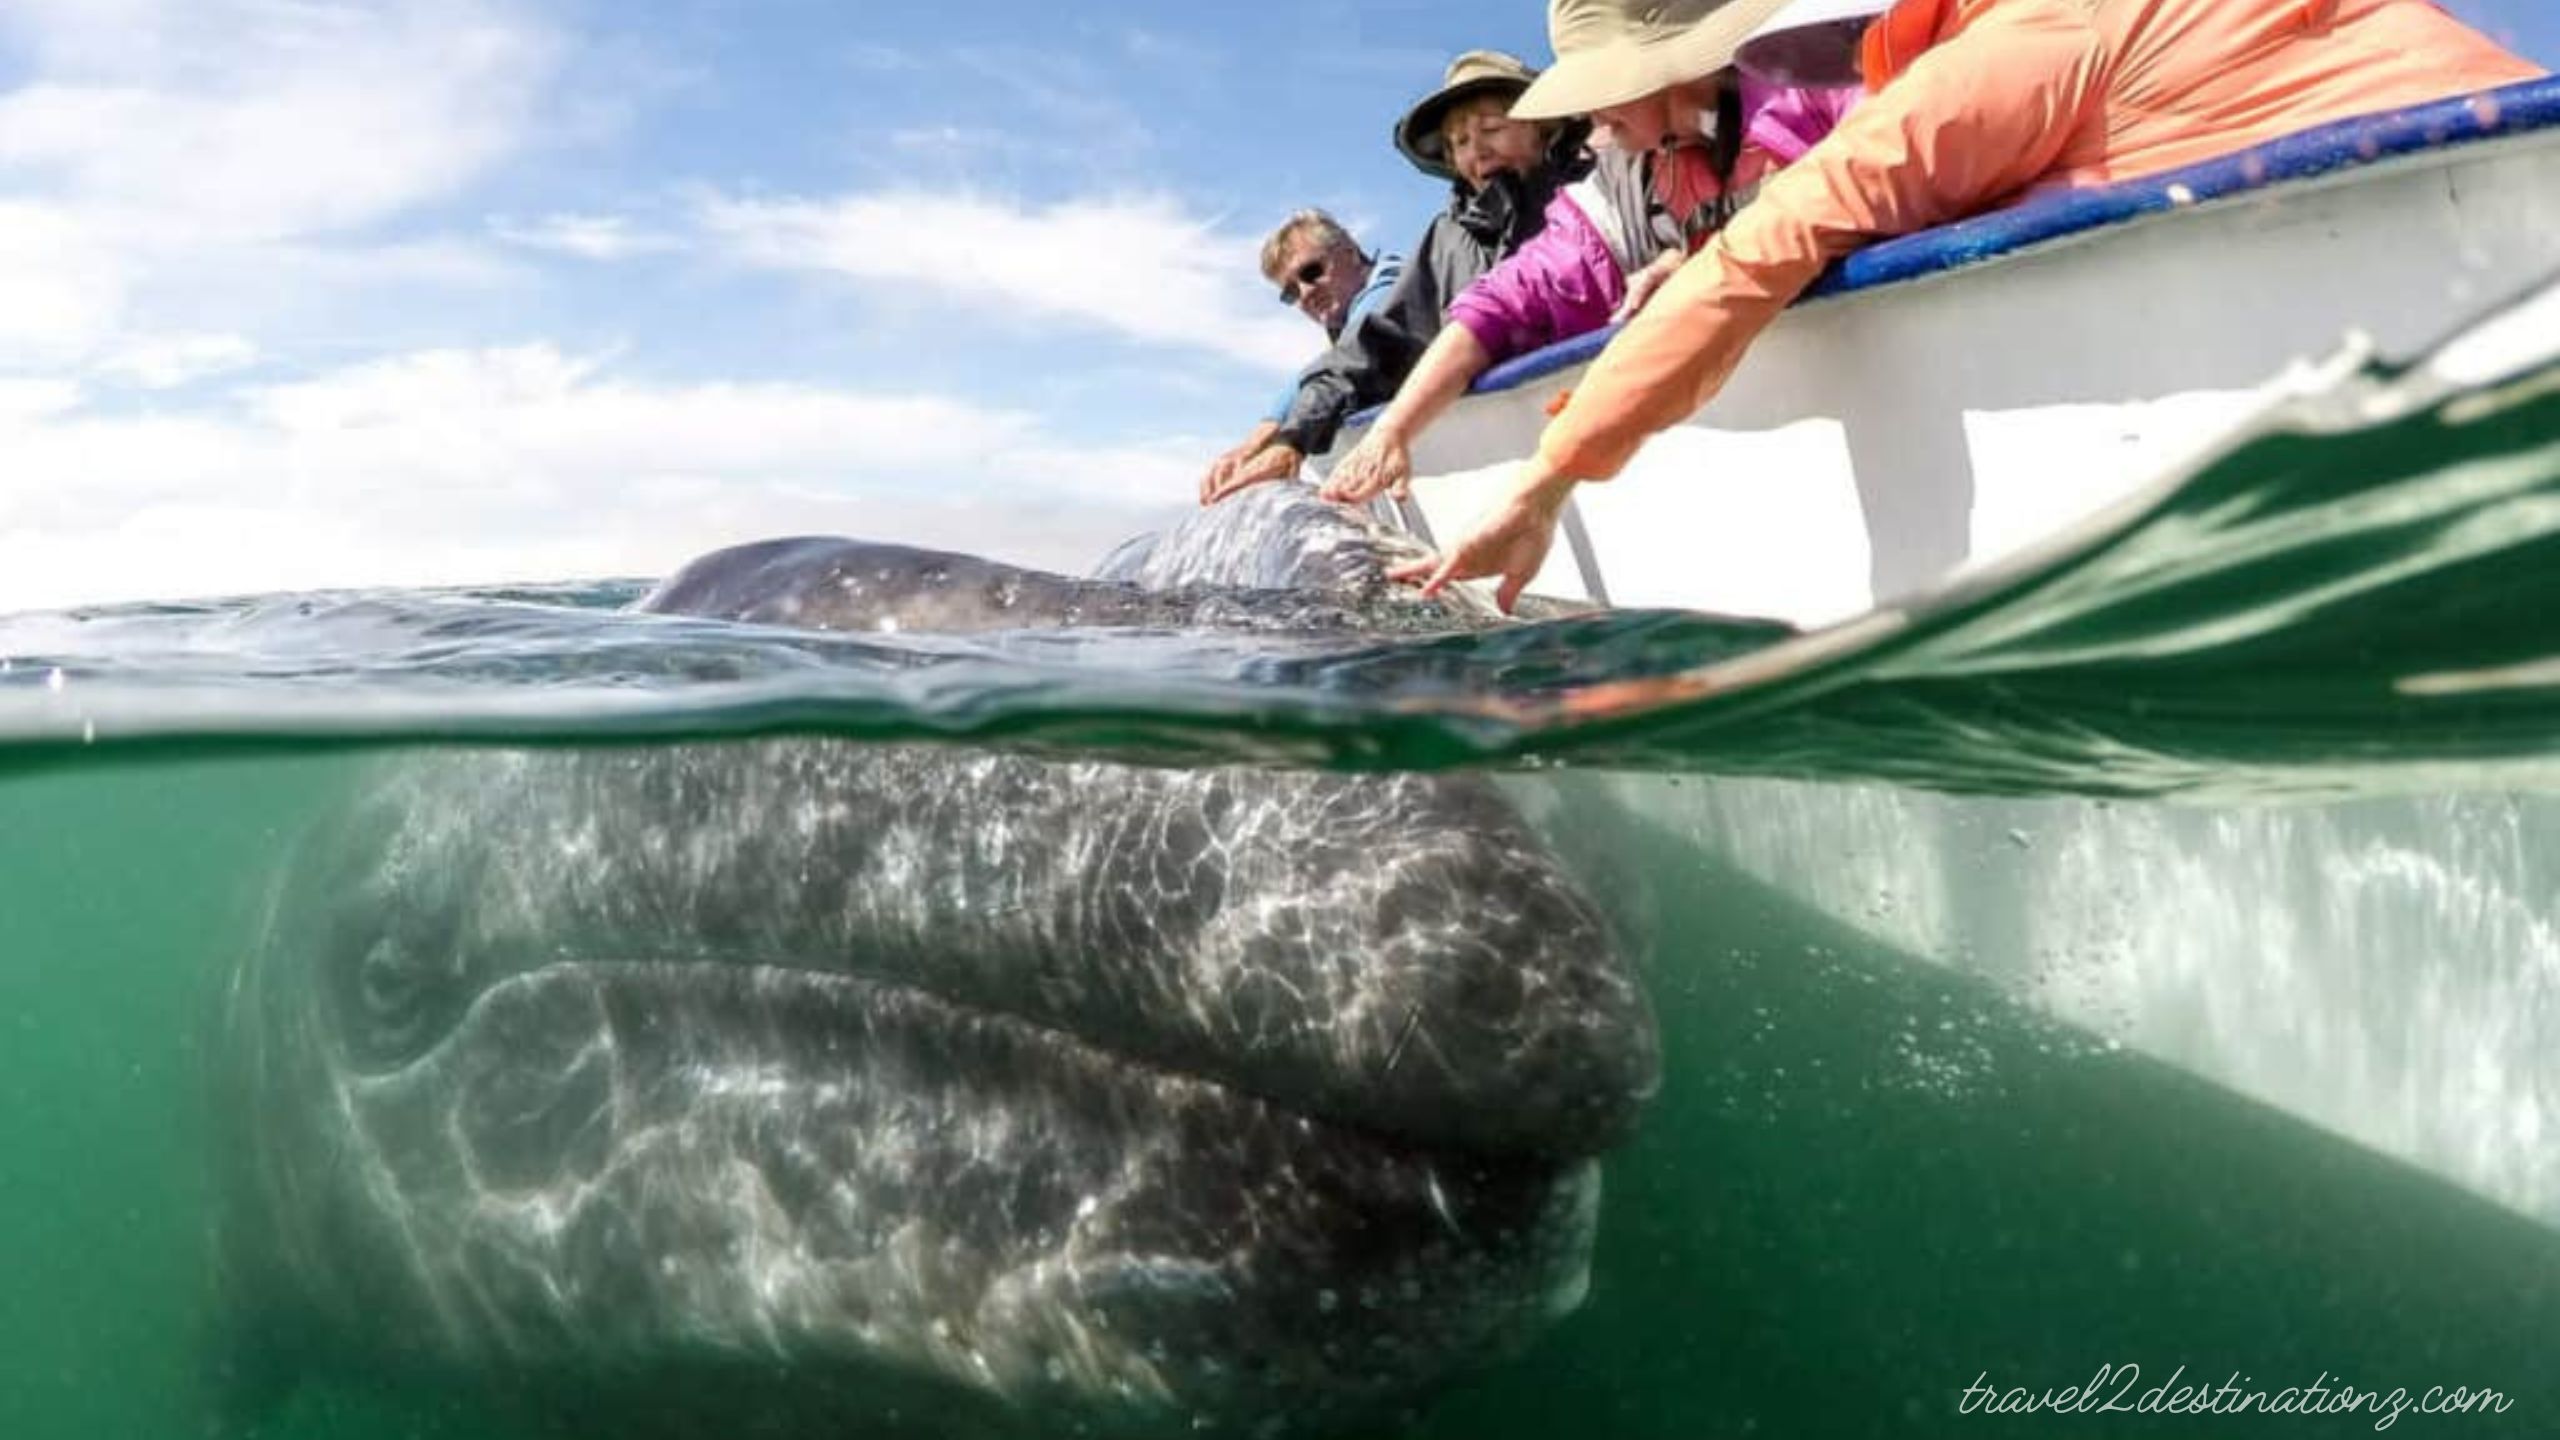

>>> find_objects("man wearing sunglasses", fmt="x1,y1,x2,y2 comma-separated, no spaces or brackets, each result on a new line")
1201,52,1586,507
1269,212,1397,335
1200,211,1406,503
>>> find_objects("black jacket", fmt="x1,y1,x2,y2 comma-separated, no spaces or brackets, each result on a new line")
1274,129,1591,457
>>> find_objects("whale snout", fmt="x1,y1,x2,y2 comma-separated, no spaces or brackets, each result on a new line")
1291,795,1661,1158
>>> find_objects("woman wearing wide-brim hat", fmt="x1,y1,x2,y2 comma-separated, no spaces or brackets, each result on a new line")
1320,12,1856,511
1204,51,1593,505
1397,0,2541,612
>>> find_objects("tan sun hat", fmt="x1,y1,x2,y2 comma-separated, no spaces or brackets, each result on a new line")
1510,0,1800,121
1394,50,1541,182
1738,0,1892,85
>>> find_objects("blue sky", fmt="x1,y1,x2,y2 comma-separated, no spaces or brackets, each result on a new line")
0,0,2551,610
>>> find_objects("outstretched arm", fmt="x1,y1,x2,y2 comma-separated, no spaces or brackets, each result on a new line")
1319,325,1492,505
1388,451,1575,615
1199,420,1282,504
1200,438,1303,506
1539,4,2100,481
1406,10,2104,612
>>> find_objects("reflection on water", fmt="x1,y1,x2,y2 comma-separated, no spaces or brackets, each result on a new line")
1443,781,2560,1437
1567,777,2560,1225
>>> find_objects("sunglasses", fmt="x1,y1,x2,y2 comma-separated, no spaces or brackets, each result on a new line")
1276,256,1329,307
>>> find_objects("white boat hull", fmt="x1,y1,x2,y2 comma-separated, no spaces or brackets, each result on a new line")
1335,88,2560,628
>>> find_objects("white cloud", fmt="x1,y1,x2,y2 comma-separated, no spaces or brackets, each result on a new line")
702,189,1316,373
0,345,1205,613
0,378,82,423
0,0,190,76
0,201,127,359
93,332,260,389
0,0,557,368
489,212,681,261
0,1,554,244
886,124,1008,160
0,8,1300,617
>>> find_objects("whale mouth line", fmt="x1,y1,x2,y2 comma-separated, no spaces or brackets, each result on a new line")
393,955,1514,1159
311,949,1611,1428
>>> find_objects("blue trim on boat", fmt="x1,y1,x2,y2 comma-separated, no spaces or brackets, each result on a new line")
1461,77,2560,401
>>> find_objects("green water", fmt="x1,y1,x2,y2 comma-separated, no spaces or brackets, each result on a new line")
1425,793,2559,1437
4,756,2551,1438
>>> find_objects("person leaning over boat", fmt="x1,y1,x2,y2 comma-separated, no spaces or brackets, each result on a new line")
1200,51,1593,506
1319,67,1853,507
1397,0,2545,610
1201,212,1407,498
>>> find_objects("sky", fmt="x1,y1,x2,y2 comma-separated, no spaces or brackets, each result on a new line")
0,0,2553,612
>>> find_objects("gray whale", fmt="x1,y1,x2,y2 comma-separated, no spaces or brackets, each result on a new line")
211,488,1659,1438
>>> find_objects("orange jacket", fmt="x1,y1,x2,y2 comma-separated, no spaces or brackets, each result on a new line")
1536,0,2542,482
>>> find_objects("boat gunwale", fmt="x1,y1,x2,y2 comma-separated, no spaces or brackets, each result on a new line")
1447,76,2560,404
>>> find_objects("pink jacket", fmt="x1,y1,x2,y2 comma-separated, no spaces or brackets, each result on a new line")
1446,77,1857,366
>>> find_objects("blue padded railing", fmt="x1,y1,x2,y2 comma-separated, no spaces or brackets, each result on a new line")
1460,76,2560,399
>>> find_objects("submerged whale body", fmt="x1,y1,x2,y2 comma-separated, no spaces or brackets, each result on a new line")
212,487,1659,1438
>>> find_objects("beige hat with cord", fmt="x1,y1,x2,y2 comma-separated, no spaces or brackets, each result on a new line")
1510,0,1799,121
1738,0,1892,85
1394,50,1543,181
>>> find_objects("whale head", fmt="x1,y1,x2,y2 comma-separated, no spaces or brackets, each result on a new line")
212,489,1656,1438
